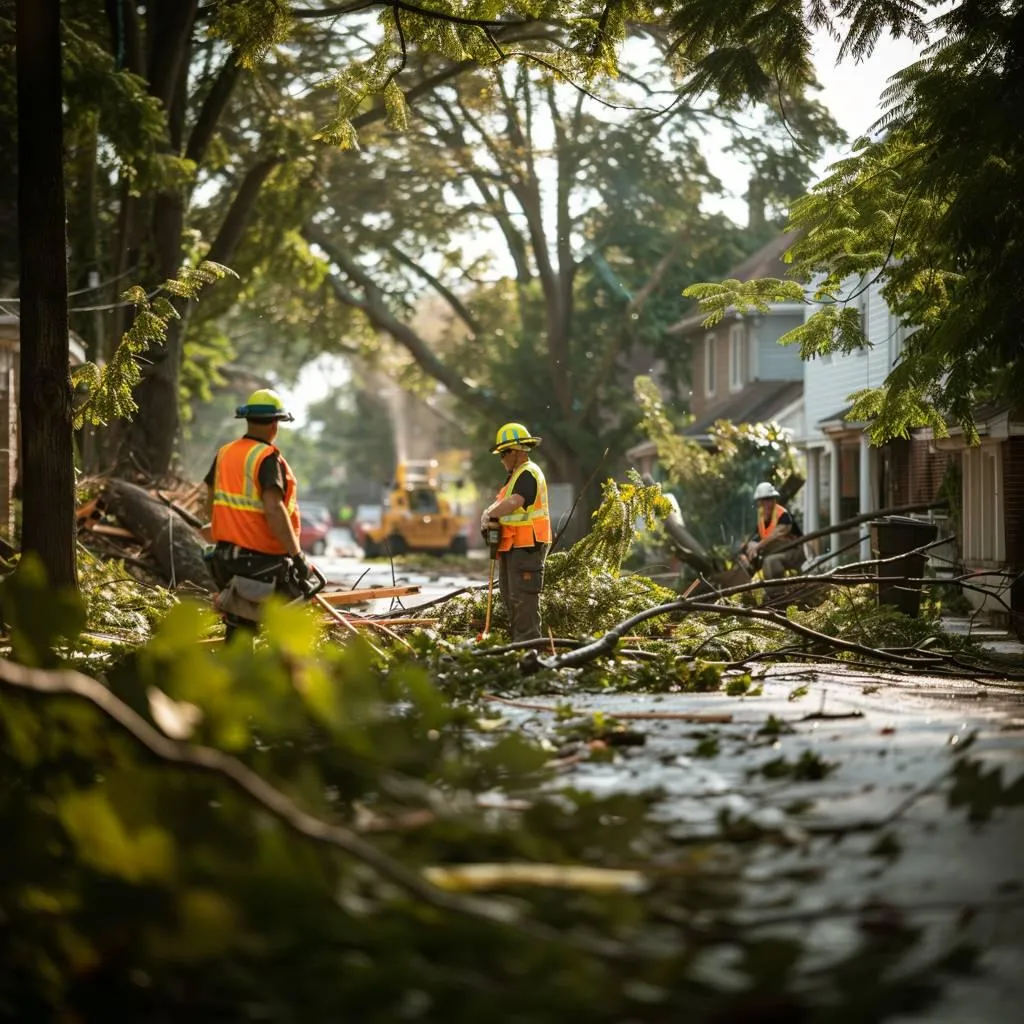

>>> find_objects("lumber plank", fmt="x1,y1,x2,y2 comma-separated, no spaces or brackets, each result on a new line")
318,584,421,606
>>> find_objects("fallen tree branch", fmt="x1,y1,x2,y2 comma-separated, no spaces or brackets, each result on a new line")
394,583,487,615
544,596,947,673
482,693,732,723
772,500,949,557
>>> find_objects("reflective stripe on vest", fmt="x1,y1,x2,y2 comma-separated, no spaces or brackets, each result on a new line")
210,437,301,555
496,460,552,552
757,502,786,541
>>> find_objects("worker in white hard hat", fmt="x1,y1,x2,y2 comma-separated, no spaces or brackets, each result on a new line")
742,481,804,580
203,388,314,641
480,422,551,641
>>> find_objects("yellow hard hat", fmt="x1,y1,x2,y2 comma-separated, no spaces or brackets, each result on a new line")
235,388,294,422
491,421,542,454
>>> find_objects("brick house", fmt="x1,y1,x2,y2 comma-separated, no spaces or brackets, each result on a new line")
627,232,805,473
933,408,1024,627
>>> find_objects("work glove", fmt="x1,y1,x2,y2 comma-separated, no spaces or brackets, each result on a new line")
291,552,312,583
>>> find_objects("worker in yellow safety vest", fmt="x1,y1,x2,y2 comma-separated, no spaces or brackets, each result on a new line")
480,422,551,641
742,481,804,580
203,388,313,641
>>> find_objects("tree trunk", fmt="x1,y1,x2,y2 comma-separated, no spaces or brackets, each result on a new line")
117,190,186,477
103,479,214,590
16,0,77,588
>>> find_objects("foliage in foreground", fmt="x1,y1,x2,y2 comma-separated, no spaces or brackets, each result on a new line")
0,549,995,1023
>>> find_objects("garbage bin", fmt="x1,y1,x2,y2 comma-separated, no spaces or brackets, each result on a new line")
869,516,938,617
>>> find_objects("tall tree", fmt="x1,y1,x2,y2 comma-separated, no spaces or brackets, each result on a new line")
298,62,839,525
16,0,76,586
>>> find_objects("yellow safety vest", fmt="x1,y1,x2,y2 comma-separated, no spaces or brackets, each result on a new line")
496,460,552,552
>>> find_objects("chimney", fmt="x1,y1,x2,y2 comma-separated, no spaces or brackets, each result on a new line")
747,177,766,231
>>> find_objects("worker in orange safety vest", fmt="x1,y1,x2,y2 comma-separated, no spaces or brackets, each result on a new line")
742,481,804,580
480,422,551,641
203,388,312,641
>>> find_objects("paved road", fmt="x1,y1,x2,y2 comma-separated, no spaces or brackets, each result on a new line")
492,665,1024,1021
315,537,1024,1017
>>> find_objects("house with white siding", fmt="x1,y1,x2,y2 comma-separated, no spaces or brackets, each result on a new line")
798,278,952,561
798,281,1023,631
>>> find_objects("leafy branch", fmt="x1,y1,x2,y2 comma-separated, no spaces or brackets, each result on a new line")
72,262,236,429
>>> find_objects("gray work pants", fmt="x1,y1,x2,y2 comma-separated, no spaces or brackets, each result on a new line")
762,542,805,580
498,545,547,642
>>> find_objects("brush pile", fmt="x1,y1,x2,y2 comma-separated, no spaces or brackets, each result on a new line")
76,475,213,591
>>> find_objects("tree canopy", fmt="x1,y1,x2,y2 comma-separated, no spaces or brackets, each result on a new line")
683,1,1024,443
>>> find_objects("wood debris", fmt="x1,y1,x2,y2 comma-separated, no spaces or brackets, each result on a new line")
77,474,213,590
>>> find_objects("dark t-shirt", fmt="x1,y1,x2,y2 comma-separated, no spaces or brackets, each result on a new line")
507,467,538,508
752,507,801,543
205,436,285,495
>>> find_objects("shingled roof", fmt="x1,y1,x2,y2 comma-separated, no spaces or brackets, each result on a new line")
667,230,801,336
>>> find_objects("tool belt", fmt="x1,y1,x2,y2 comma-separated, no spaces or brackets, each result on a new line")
207,544,296,624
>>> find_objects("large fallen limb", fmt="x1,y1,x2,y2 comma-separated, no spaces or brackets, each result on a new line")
547,595,948,672
773,500,949,557
103,478,213,589
663,513,716,575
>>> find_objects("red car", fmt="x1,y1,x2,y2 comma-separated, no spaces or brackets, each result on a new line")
299,512,330,555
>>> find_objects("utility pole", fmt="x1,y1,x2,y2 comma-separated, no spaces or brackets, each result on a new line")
16,0,77,587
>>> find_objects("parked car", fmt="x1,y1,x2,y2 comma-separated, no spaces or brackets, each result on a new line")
351,504,382,550
302,502,333,527
299,512,330,555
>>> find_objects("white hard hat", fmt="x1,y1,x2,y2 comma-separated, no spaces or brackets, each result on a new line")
753,482,780,500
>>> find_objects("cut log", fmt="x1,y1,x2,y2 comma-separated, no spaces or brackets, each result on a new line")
103,478,214,590
89,523,138,540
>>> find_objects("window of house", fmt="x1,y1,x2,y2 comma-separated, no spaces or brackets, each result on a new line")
854,288,869,357
704,334,716,398
888,312,904,368
728,323,745,392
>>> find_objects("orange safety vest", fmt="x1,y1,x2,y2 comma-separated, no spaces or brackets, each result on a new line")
496,460,552,552
210,437,300,554
757,502,787,541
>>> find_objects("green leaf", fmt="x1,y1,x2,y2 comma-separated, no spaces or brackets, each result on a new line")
0,553,86,666
58,788,176,884
383,80,408,131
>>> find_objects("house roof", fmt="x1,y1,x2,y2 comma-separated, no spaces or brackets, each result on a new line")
685,379,803,437
626,379,804,461
667,230,802,336
820,401,1024,433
